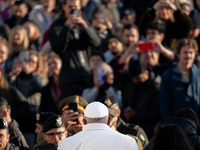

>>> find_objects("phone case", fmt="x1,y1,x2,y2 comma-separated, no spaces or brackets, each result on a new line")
68,102,78,112
138,43,155,51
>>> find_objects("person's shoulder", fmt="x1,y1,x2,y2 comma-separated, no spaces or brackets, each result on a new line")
9,119,19,129
112,129,136,142
97,3,106,10
192,64,200,73
31,5,43,12
50,18,67,28
5,142,17,150
161,64,177,78
118,119,148,142
59,132,82,148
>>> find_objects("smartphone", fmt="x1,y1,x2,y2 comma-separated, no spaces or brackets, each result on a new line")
19,52,29,62
138,43,155,51
68,102,78,124
97,68,106,85
71,9,79,17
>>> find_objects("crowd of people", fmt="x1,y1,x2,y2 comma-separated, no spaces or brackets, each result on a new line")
0,0,200,149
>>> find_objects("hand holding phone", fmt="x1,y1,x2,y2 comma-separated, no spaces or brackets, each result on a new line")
138,43,155,51
68,102,78,124
71,9,79,18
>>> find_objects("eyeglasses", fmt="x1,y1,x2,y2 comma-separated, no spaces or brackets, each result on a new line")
45,130,66,139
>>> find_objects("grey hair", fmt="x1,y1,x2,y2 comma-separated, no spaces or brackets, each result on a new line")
84,115,108,124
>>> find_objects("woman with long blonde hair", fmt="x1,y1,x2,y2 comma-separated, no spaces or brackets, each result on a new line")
23,21,41,51
9,25,29,57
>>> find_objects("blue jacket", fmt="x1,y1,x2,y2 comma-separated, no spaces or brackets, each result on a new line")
160,64,200,118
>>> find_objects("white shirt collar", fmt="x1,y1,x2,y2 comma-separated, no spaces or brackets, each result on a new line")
83,123,112,131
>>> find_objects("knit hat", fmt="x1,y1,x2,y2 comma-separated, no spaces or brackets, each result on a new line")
108,35,124,45
175,108,199,128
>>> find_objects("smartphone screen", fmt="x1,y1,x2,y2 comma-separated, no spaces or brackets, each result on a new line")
19,52,29,62
138,43,155,51
68,102,77,112
97,68,106,85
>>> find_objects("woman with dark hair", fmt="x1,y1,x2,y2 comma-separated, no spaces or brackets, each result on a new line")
150,124,194,150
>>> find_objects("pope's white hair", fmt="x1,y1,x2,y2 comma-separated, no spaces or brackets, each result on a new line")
84,115,108,124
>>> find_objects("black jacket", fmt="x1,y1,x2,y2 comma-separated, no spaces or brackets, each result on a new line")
123,79,161,138
4,15,28,29
48,17,101,88
40,77,60,114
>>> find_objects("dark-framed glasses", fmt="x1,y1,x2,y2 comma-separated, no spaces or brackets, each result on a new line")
46,130,66,139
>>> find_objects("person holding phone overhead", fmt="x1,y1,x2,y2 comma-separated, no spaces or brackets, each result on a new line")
58,95,88,136
118,21,175,87
48,0,101,99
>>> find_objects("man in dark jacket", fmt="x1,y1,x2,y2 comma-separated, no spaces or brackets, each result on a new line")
0,97,29,150
123,59,161,138
160,38,200,118
48,0,101,99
